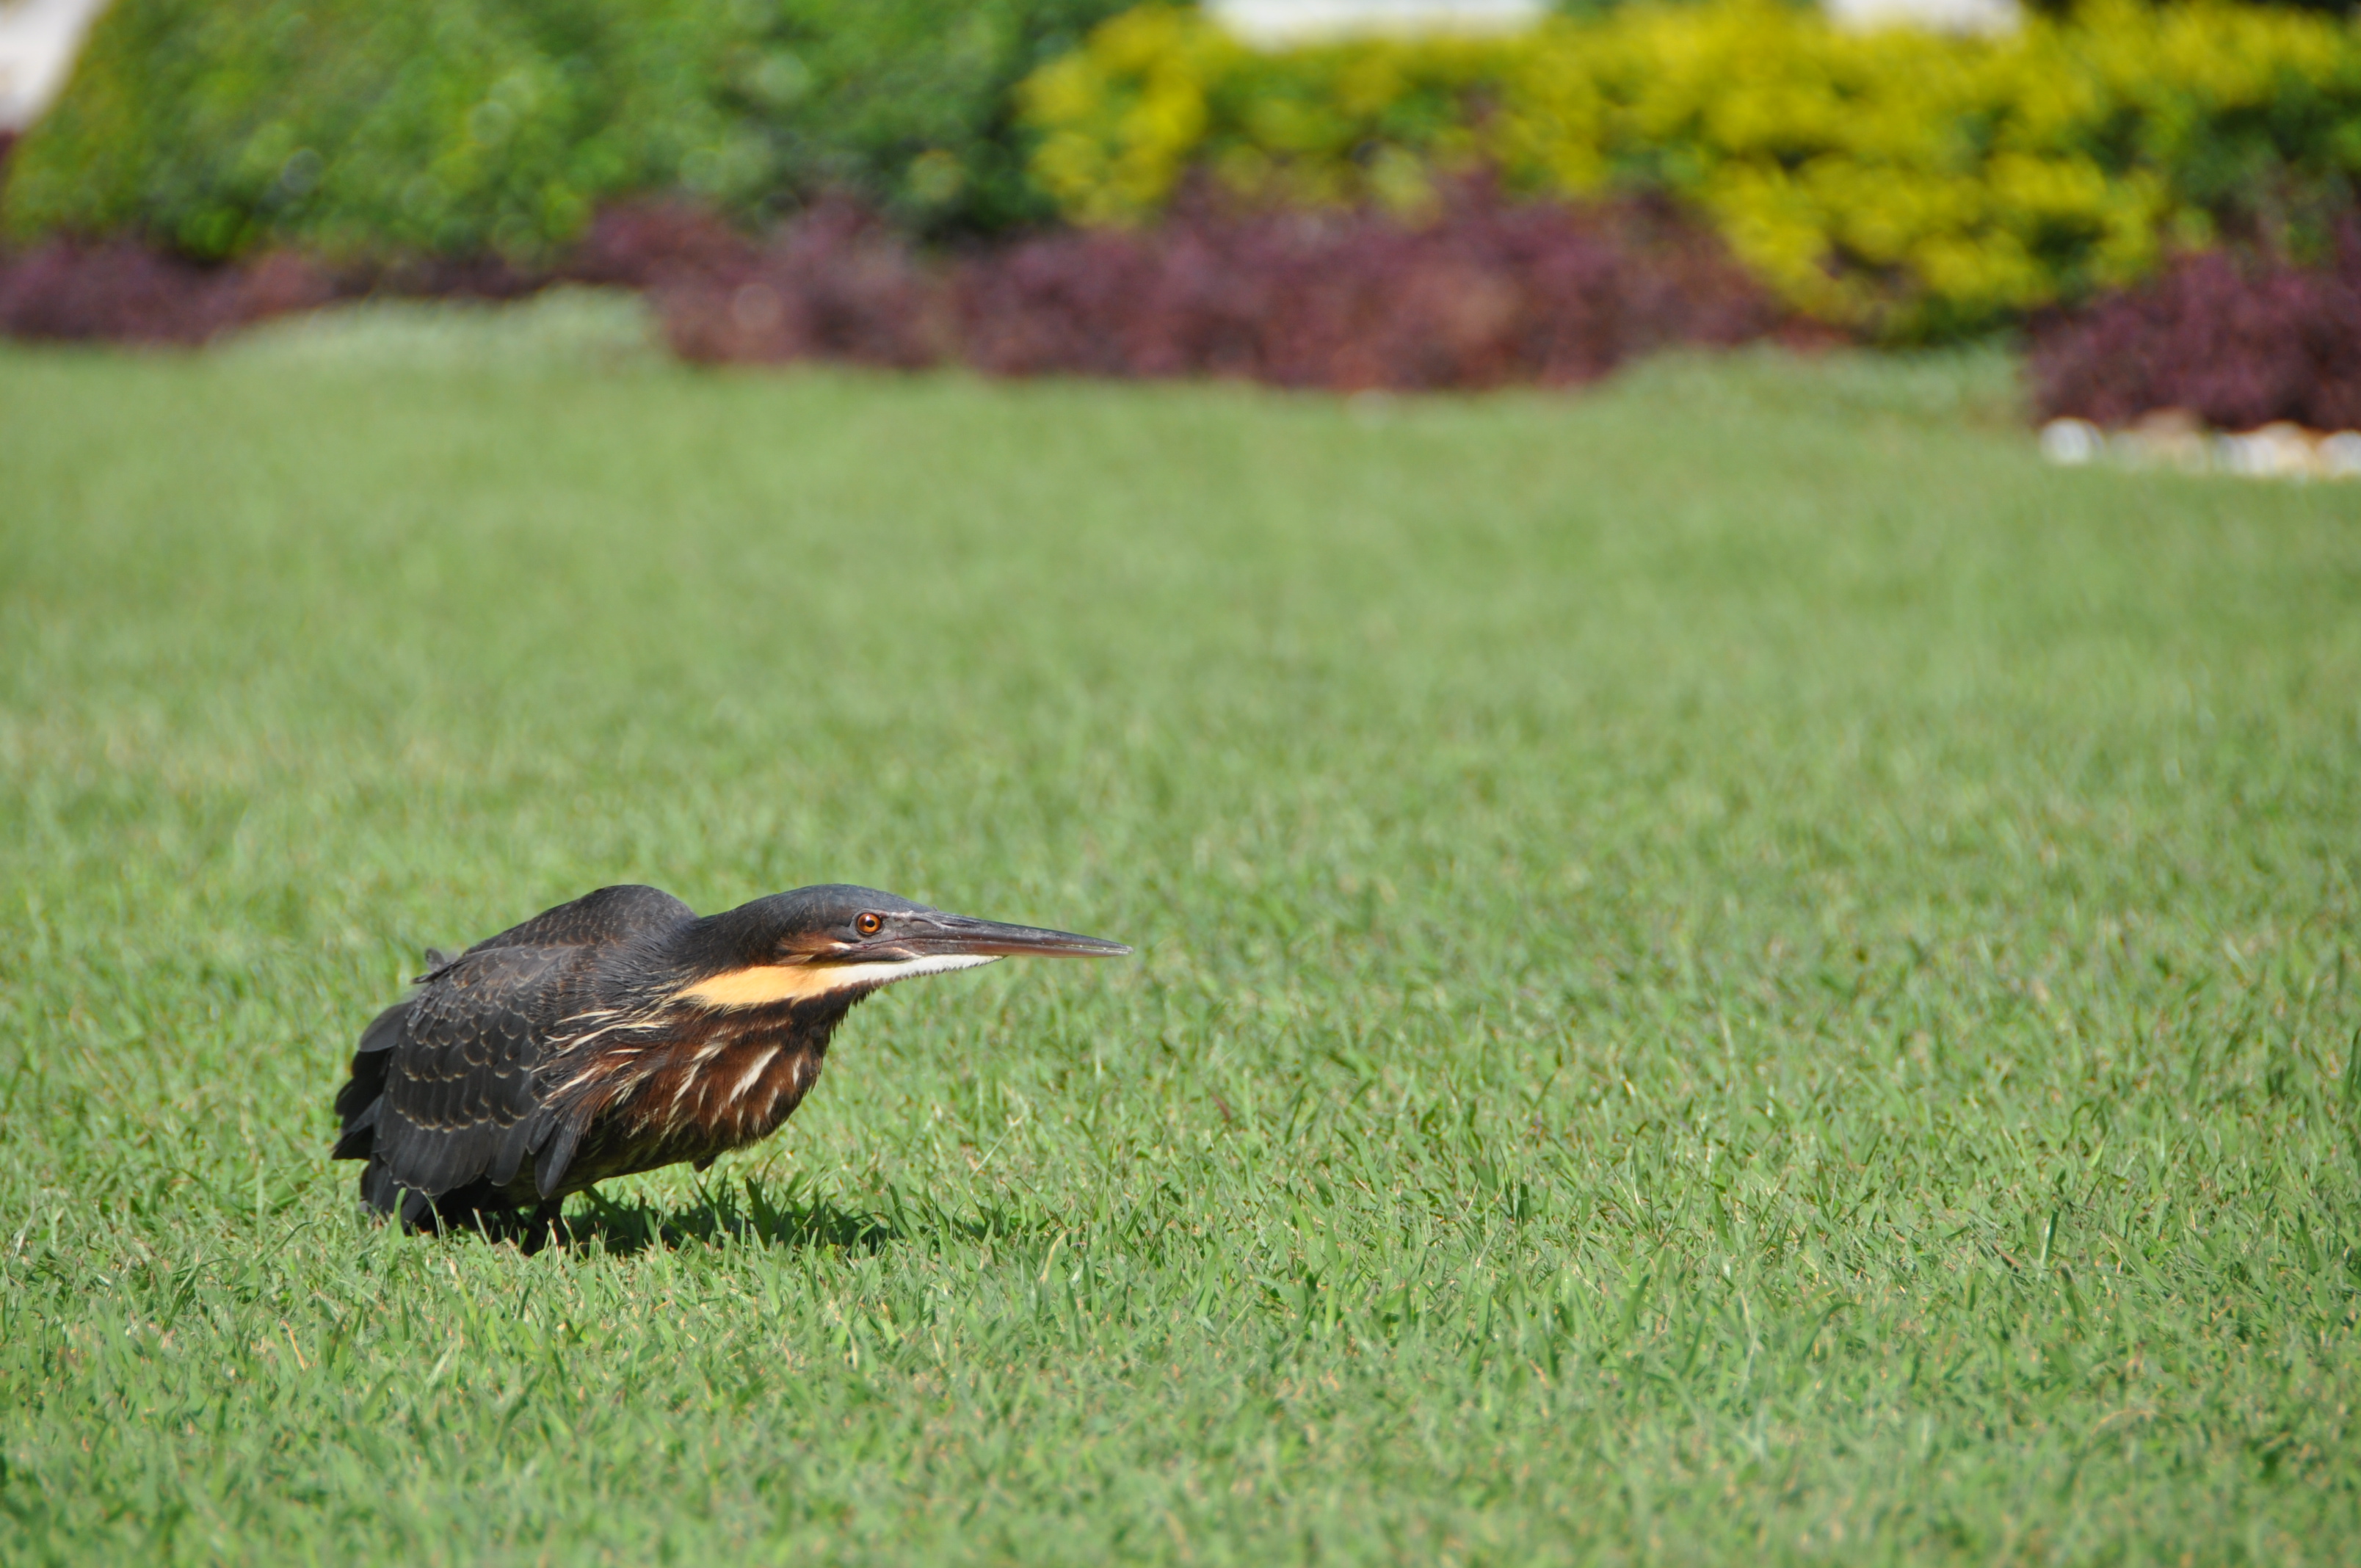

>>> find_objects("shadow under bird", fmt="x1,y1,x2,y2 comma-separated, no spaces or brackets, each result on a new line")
331,884,1129,1238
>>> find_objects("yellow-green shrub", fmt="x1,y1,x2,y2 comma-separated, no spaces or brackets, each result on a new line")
1020,1,2361,335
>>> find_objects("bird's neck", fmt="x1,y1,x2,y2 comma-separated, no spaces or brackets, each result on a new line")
635,991,863,1138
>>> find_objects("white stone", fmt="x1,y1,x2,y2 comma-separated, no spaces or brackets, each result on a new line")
2219,422,2332,481
2038,418,2101,467
2321,432,2361,479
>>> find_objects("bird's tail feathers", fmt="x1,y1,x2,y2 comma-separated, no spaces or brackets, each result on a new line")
330,1000,411,1157
360,1157,550,1239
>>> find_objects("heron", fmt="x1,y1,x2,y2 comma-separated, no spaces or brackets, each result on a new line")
330,883,1128,1241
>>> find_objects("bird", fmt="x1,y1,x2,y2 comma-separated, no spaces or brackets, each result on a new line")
330,883,1128,1241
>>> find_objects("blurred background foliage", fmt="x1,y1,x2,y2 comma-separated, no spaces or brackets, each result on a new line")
1023,1,2361,335
0,0,1135,258
1,0,2357,341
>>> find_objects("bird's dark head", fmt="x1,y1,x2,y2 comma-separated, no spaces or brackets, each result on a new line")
666,885,1130,1010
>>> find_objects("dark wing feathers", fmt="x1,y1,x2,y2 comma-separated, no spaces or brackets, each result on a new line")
465,884,694,957
364,944,566,1206
333,885,694,1219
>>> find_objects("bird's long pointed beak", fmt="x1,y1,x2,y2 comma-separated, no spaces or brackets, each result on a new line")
903,912,1131,960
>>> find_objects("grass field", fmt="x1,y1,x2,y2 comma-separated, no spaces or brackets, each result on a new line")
3,305,2359,1564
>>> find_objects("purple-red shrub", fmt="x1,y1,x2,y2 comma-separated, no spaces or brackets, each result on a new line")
585,182,1786,386
957,184,1785,389
357,253,548,302
596,197,950,369
0,184,1789,388
0,242,335,344
567,201,760,291
2030,232,2361,429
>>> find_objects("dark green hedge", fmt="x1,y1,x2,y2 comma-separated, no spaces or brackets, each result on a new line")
1,0,1138,260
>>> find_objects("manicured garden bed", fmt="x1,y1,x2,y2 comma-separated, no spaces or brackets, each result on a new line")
8,1,2360,423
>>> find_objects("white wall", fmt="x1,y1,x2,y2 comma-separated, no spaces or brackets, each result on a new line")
1207,0,1546,47
0,0,109,131
1211,0,2022,47
1823,0,2020,35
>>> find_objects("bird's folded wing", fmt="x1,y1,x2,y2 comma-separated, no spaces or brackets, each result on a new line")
367,944,576,1201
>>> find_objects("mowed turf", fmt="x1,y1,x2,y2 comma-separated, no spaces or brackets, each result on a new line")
1,313,2357,1564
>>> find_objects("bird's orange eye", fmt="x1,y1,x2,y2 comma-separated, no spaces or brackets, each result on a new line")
855,912,884,937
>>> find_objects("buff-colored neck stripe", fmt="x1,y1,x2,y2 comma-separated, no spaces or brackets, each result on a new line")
670,953,1001,1010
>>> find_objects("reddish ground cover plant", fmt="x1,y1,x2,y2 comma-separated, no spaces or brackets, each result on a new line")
0,184,1787,389
0,233,543,346
0,242,334,344
577,198,950,369
2030,231,2361,431
953,184,1786,389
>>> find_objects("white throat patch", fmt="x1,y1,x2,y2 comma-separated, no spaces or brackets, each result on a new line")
673,952,1002,1010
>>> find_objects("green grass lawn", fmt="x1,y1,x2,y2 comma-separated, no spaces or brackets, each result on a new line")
3,308,2358,1564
